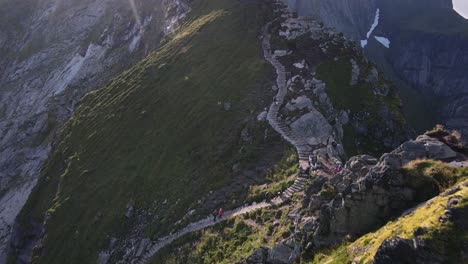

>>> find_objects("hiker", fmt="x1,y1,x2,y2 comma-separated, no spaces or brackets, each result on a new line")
305,165,311,175
212,209,218,222
332,167,339,174
265,192,271,203
218,208,224,219
337,164,343,173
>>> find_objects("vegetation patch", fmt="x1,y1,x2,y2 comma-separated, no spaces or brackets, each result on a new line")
246,148,298,204
151,218,264,264
402,159,468,201
316,57,406,156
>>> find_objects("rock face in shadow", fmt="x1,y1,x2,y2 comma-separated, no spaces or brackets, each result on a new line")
285,0,377,40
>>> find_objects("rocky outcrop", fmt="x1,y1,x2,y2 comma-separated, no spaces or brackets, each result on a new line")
0,0,189,261
308,133,465,246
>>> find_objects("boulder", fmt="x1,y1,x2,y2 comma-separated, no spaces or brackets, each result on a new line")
290,110,332,145
267,244,293,264
416,135,457,160
373,237,416,264
245,247,268,264
285,96,312,112
257,111,268,121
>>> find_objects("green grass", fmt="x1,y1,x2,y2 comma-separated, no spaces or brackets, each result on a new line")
14,0,279,263
152,205,296,263
152,218,265,264
401,159,468,201
246,148,298,204
316,57,407,156
315,58,361,112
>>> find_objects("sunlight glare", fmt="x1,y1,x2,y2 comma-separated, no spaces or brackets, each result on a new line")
128,0,142,27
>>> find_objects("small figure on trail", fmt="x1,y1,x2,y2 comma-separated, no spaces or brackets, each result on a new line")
337,164,343,173
212,209,218,222
305,165,311,176
273,97,278,105
309,154,317,166
332,167,339,174
298,165,304,175
218,208,224,219
265,192,271,203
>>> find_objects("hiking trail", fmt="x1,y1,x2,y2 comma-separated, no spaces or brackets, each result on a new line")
127,21,318,264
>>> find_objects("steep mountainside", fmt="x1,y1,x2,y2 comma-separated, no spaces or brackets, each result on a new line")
9,1,284,263
0,0,189,260
5,0,412,263
3,0,467,264
287,0,468,141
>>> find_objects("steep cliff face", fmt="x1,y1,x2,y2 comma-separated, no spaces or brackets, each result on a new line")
376,1,468,141
0,0,189,261
286,0,377,41
286,0,468,141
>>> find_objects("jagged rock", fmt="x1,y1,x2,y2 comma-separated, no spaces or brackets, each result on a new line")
285,96,312,112
366,67,379,83
416,135,457,160
310,134,465,247
135,238,150,257
97,251,111,264
224,102,232,111
373,237,416,264
245,247,268,264
267,244,293,264
350,59,360,86
241,127,252,142
257,111,268,121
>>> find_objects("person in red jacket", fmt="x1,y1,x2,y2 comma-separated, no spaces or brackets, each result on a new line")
218,208,224,219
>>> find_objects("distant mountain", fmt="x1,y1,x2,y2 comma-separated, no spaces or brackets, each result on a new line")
288,0,468,141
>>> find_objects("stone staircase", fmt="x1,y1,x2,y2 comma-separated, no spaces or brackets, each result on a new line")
120,22,317,264
272,174,309,204
262,24,313,167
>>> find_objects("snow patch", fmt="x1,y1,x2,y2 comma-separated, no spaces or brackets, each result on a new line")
453,0,468,19
374,36,390,48
360,40,368,48
361,8,380,48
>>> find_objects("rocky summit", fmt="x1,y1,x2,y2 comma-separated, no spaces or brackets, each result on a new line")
0,0,467,263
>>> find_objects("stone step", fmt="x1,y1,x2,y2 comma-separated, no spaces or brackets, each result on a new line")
290,186,301,192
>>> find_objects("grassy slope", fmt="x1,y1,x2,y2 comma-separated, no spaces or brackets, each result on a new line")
151,202,298,263
316,57,406,156
312,167,468,264
15,0,277,263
